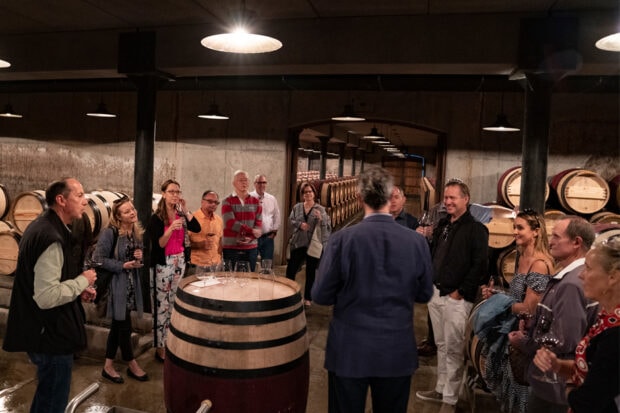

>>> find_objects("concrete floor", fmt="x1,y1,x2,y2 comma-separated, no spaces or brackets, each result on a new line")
0,265,502,413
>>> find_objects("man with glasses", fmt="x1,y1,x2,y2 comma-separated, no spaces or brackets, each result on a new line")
188,190,223,271
221,170,263,271
416,179,489,413
250,174,281,263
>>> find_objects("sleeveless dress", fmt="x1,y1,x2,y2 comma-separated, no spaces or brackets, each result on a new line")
483,262,551,413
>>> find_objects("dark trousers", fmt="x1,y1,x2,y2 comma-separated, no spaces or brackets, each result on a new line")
286,247,319,301
328,371,412,413
105,310,134,361
257,235,275,260
223,247,259,272
28,352,73,413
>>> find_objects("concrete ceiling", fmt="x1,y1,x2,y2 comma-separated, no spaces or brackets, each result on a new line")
0,0,618,153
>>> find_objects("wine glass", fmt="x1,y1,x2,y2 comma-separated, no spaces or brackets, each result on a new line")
418,210,434,240
259,259,273,275
532,307,564,383
219,259,234,284
235,261,251,287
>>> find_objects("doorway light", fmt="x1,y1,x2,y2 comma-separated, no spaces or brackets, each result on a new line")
331,104,365,121
87,101,116,118
198,103,229,120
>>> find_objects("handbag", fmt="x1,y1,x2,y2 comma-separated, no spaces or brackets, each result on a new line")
508,343,530,386
307,225,323,259
93,227,118,317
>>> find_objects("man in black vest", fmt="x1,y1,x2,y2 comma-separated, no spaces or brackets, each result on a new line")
3,178,97,413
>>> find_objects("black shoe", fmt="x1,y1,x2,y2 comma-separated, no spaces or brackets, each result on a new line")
101,369,124,384
126,368,149,382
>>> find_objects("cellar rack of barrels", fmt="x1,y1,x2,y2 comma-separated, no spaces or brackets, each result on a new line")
488,167,620,286
294,171,362,229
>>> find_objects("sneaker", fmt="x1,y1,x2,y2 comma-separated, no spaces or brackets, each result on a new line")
438,402,456,413
415,390,443,403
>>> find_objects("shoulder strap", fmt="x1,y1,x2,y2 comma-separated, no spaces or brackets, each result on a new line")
110,226,119,259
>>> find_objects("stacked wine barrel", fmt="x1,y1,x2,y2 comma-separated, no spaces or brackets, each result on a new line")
491,167,620,285
296,177,361,229
0,185,127,276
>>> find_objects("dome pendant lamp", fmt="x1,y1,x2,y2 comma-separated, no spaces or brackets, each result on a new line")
483,93,520,132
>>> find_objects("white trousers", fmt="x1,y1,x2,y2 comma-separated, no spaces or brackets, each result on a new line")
427,286,473,405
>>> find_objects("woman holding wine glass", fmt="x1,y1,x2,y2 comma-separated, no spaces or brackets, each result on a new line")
147,179,200,362
94,197,148,384
477,209,554,413
533,237,619,413
285,181,331,307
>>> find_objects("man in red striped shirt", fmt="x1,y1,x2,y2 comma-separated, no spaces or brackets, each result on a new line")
221,170,263,271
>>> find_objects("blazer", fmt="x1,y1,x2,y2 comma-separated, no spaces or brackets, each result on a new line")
312,213,434,377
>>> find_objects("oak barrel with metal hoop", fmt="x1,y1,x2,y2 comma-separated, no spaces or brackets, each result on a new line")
0,230,21,276
549,168,610,215
497,166,549,209
9,190,47,234
465,300,489,388
164,274,309,413
0,184,10,220
484,204,515,249
497,246,517,286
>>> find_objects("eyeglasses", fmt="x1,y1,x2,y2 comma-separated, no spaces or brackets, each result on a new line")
166,190,182,195
202,199,220,205
255,181,267,184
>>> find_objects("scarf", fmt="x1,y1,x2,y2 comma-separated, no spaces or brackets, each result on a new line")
572,304,620,386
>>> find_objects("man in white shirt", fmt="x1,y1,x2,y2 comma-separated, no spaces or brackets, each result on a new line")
250,174,281,262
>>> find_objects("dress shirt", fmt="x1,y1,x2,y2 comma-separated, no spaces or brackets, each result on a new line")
250,190,281,234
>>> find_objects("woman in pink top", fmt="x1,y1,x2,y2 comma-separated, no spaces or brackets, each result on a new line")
146,179,200,361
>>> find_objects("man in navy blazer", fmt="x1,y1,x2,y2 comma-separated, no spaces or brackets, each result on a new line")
312,167,434,413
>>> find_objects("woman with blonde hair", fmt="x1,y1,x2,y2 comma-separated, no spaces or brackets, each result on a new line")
94,197,148,383
478,209,554,413
534,236,619,413
147,179,200,361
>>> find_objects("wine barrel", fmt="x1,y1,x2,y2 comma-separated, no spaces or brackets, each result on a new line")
85,193,108,239
0,184,10,220
593,223,620,246
590,211,620,225
497,166,549,209
465,300,488,388
320,181,336,207
484,204,515,249
0,220,14,232
543,209,565,242
165,275,309,413
10,190,47,234
608,175,620,213
497,246,517,285
549,169,610,214
0,230,21,276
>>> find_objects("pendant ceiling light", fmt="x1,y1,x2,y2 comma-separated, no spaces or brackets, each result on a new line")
362,126,384,140
483,93,520,132
0,59,11,68
201,6,282,54
198,103,229,120
86,101,116,118
331,104,365,122
0,103,22,118
595,32,620,51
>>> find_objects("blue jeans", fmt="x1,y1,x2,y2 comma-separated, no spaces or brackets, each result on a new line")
257,235,275,260
28,352,74,413
223,248,259,272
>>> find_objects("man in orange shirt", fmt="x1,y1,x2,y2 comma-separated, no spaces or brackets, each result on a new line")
189,190,223,269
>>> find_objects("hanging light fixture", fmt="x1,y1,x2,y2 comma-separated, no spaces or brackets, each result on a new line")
362,126,384,140
201,4,282,54
86,101,116,118
595,32,620,51
0,59,11,68
483,93,520,132
331,104,365,121
198,103,229,120
0,103,22,118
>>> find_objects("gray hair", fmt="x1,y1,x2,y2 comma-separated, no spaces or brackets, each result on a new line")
563,215,595,251
233,170,249,180
358,167,394,210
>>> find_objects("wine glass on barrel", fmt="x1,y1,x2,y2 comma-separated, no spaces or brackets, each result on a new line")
532,307,564,383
